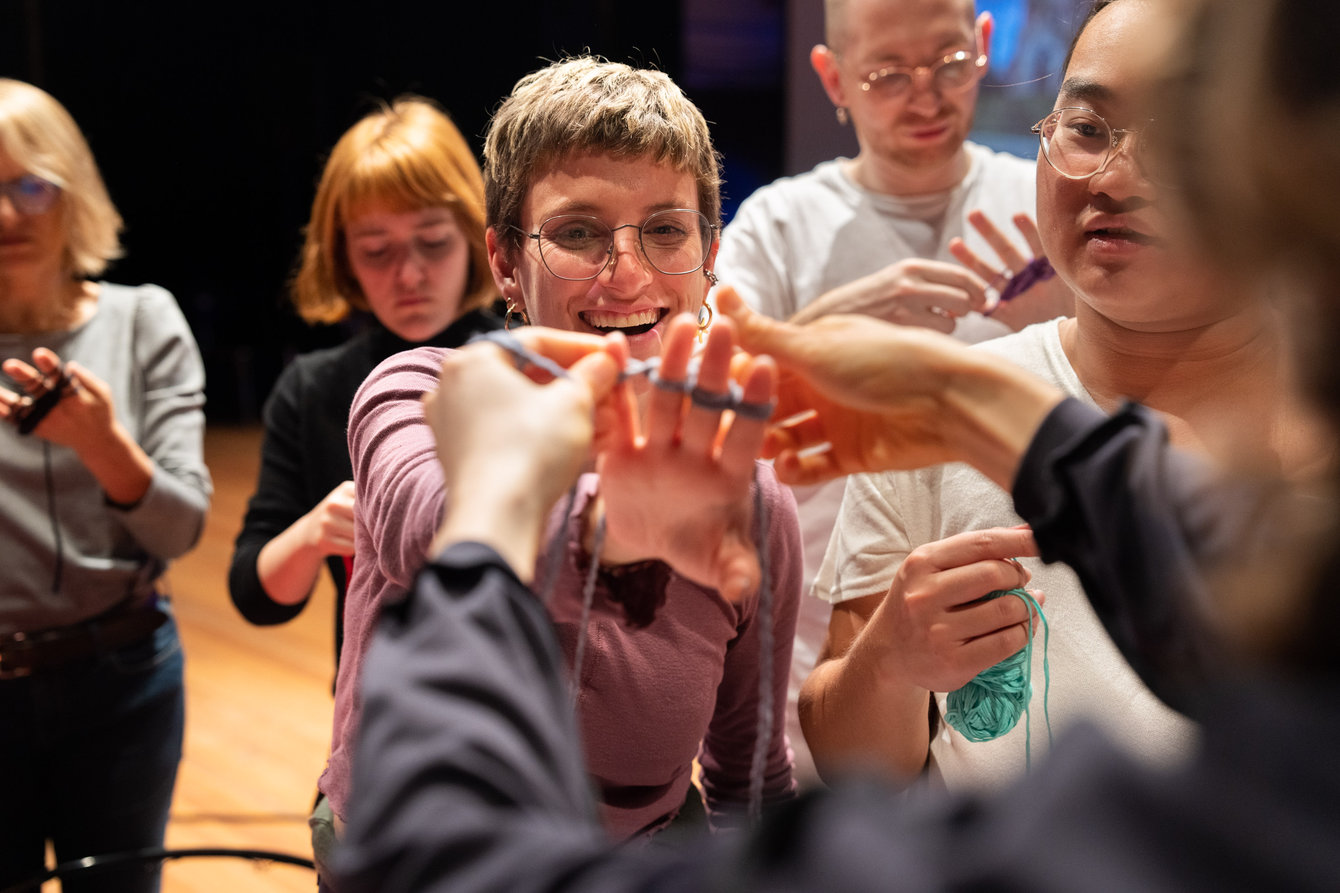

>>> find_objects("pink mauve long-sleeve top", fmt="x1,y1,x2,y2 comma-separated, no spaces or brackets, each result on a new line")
320,346,801,839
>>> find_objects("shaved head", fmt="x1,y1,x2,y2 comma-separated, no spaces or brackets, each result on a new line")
824,0,977,53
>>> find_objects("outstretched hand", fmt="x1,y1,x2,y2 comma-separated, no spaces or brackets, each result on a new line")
719,287,1064,490
719,286,975,484
789,257,989,331
596,314,778,602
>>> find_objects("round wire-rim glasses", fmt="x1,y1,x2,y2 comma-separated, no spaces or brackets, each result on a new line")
511,209,718,281
0,174,61,215
1032,107,1162,182
858,49,987,97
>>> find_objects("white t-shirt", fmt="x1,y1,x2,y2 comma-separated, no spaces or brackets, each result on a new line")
714,143,1040,785
814,321,1196,792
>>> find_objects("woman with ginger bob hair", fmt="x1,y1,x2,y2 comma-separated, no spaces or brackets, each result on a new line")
228,95,501,700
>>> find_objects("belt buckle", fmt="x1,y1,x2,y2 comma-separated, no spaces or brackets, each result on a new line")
0,632,35,679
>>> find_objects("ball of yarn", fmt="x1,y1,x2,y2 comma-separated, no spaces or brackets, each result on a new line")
943,649,1031,741
943,587,1048,747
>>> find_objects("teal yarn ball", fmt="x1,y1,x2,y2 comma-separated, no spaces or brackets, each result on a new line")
943,586,1051,766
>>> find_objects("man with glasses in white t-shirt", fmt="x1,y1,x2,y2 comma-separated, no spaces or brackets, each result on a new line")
713,0,1073,786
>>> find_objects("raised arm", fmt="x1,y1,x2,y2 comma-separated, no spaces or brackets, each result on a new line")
719,286,1063,489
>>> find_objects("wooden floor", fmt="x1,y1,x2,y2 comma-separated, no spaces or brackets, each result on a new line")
43,426,334,891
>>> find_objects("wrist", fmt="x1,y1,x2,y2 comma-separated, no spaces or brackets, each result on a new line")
434,481,550,584
941,352,1063,489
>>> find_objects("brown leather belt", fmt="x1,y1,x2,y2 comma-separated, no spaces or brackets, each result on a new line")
0,599,168,679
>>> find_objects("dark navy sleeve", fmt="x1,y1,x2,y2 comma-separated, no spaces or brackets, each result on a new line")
1012,398,1240,714
335,491,1260,892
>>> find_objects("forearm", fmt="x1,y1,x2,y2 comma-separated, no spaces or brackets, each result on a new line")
256,516,328,605
75,420,154,507
799,635,931,786
430,482,551,587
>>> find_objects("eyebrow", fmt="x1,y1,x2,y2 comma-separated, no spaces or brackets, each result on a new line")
1058,77,1113,106
537,201,691,221
868,35,973,65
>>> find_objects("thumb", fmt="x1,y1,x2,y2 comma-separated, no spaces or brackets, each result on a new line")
567,350,619,403
715,286,796,361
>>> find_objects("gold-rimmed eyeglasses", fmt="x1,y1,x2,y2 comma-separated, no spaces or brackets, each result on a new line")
509,209,718,281
858,50,987,98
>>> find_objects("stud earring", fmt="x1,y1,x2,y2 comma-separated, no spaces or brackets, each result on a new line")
836,106,849,125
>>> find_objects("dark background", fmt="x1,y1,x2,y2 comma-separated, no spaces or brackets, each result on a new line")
1,0,787,421
2,0,1078,422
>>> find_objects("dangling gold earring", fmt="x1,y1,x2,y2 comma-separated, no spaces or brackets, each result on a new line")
504,299,529,331
836,107,849,125
696,301,714,343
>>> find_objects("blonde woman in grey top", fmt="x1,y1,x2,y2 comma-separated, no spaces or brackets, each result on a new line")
0,78,210,893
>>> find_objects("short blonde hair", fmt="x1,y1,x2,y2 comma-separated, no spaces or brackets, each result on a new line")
292,97,494,325
0,78,123,278
483,56,722,255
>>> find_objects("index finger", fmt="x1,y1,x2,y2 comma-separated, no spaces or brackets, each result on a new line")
924,526,1042,572
905,259,989,306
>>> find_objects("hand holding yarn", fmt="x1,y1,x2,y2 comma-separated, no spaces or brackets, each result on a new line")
595,313,778,602
867,528,1043,695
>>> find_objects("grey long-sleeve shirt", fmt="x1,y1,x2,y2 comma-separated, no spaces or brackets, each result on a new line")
0,282,211,634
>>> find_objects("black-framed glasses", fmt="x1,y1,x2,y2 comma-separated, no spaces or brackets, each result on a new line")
1032,107,1162,182
858,49,986,98
0,174,60,215
511,209,718,281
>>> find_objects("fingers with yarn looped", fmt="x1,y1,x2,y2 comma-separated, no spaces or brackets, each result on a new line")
717,354,778,478
679,317,736,457
644,314,698,450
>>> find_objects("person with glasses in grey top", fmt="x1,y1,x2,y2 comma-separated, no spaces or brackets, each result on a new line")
315,58,801,884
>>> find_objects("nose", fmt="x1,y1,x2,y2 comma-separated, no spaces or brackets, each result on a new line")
904,70,942,114
397,247,427,289
1089,133,1154,201
599,228,654,295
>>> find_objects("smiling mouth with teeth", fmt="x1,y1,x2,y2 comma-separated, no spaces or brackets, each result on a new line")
578,308,669,336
